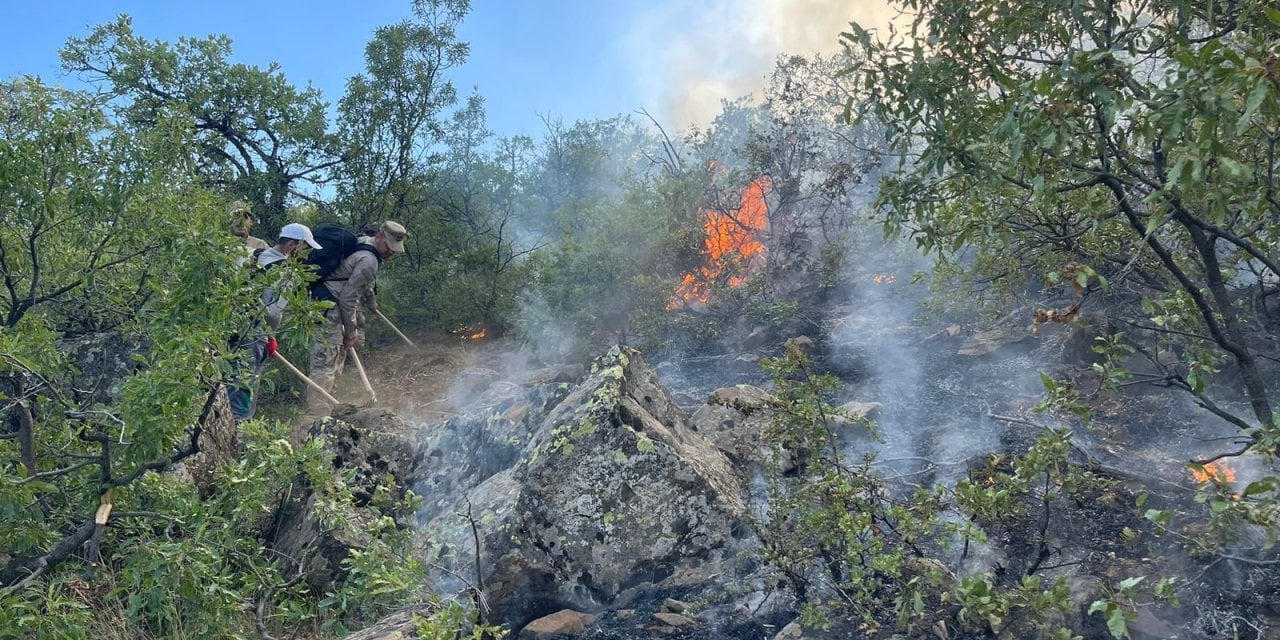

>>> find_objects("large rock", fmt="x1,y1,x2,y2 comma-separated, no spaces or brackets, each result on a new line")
59,331,149,406
690,385,776,470
56,331,237,495
416,347,749,627
182,391,239,496
270,413,423,589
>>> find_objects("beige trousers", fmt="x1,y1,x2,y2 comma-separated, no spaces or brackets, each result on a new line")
307,308,367,412
308,310,346,411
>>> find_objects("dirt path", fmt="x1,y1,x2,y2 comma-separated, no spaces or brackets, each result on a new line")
325,330,523,427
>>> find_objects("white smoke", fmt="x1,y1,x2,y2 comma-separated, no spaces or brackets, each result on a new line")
624,0,898,129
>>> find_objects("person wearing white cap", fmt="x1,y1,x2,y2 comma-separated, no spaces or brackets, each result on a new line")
228,222,322,424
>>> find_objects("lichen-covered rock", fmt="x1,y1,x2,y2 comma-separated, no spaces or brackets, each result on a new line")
690,385,776,470
56,331,237,496
269,414,422,589
58,331,149,406
416,347,749,627
182,391,239,496
322,407,423,506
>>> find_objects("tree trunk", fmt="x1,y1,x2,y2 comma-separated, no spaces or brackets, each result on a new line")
1186,224,1275,426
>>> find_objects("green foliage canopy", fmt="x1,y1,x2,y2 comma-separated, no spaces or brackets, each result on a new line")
61,15,341,234
843,0,1280,438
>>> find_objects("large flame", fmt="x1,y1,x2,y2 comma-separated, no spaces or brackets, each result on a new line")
1189,460,1237,484
671,177,771,308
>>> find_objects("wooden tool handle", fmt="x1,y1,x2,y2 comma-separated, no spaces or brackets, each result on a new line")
346,347,378,404
273,352,340,405
375,309,417,349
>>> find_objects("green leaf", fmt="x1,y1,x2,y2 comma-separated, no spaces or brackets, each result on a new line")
1244,479,1275,497
1106,607,1131,639
1117,576,1146,591
1238,82,1269,132
1144,508,1172,527
1143,210,1169,236
1186,370,1203,394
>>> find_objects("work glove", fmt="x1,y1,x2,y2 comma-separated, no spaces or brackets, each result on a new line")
265,337,279,357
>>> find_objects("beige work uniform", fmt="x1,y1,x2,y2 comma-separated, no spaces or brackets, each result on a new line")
307,241,379,409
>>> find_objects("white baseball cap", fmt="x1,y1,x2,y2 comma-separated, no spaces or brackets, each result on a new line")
279,223,322,249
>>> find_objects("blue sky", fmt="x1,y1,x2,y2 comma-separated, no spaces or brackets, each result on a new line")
0,1,878,136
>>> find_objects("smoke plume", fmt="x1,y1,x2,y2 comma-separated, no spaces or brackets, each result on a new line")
625,0,898,129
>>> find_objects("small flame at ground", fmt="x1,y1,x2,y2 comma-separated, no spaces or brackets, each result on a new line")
872,274,896,284
451,326,487,341
1189,460,1237,484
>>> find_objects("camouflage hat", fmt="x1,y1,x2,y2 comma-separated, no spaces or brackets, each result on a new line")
229,200,252,220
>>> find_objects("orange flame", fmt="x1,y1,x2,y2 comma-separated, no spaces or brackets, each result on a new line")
872,274,896,284
670,177,771,308
451,326,487,341
1190,460,1236,484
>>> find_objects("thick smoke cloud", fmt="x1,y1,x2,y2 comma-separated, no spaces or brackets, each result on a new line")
624,0,897,129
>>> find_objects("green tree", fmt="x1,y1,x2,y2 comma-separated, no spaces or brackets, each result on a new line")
60,15,341,234
516,116,705,356
843,0,1279,454
335,0,470,229
754,344,1087,637
0,79,168,332
0,77,445,639
402,94,536,330
0,75,246,589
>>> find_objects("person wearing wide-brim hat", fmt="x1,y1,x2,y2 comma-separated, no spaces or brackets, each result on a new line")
307,220,407,411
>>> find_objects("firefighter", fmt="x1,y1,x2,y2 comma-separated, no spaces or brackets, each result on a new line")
306,221,406,410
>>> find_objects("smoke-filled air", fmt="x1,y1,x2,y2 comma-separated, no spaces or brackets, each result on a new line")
2,1,1279,639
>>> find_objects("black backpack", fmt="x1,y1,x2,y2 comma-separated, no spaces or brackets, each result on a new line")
304,222,380,301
